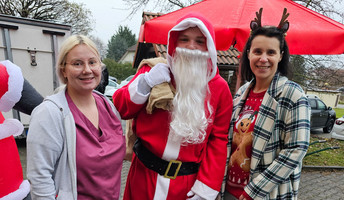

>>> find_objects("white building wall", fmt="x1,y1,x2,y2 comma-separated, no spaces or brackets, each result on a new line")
119,51,135,64
0,15,71,127
306,90,340,108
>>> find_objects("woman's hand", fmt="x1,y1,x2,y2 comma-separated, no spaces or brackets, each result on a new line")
239,193,253,200
239,194,247,200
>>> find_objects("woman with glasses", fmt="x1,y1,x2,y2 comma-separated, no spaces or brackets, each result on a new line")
27,35,125,200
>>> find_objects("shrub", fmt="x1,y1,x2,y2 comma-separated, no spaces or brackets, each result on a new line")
103,58,136,81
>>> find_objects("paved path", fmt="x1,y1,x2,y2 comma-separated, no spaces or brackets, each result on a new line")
298,169,344,200
310,128,332,139
120,161,130,199
119,161,344,200
17,128,344,200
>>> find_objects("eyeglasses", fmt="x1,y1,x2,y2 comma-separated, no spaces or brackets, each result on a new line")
65,59,101,70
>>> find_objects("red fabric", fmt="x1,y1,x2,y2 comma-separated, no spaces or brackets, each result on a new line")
66,92,125,199
168,12,216,56
0,61,26,199
143,0,344,54
114,65,233,199
138,24,145,43
242,191,253,200
0,64,9,99
0,136,23,198
123,155,198,200
0,113,4,123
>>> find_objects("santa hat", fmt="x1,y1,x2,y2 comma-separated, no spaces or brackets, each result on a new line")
0,60,24,139
167,12,218,81
0,60,30,200
0,136,30,200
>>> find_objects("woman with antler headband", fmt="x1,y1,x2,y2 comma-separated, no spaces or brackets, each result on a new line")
221,8,311,200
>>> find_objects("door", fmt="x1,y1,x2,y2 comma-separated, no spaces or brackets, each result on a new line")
309,98,319,127
316,99,329,127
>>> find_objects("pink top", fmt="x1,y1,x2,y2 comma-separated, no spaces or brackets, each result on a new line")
66,92,125,200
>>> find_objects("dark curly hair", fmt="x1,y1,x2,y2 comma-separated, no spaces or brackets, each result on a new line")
240,26,291,82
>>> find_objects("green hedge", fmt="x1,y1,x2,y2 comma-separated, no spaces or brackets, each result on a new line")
103,58,136,82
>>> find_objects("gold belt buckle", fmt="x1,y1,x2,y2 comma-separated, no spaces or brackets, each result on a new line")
164,160,182,179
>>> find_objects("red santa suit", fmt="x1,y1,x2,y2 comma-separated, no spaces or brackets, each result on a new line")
113,13,233,200
0,60,30,200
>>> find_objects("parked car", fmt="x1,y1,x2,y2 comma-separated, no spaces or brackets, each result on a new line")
104,79,120,98
331,115,344,140
119,75,134,88
109,75,118,83
337,87,344,92
307,95,336,133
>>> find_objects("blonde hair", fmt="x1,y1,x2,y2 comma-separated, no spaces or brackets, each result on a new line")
56,35,101,84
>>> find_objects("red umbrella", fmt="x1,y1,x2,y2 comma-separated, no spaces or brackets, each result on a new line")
141,0,344,55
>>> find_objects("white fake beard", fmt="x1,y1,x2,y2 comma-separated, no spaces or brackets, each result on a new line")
169,47,213,144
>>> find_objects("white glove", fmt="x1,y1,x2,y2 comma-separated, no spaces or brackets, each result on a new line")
187,191,206,200
143,63,171,88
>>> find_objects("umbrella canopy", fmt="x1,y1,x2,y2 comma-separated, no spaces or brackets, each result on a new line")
141,0,344,55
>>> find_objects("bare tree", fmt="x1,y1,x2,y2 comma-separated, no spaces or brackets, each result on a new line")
306,66,344,89
0,0,94,35
303,55,344,89
56,1,94,35
295,0,344,23
124,0,201,16
89,36,107,59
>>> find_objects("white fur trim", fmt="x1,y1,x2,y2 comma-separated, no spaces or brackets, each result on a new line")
167,18,217,81
0,60,24,112
153,175,170,200
128,74,150,104
0,180,30,200
153,133,182,199
0,119,24,139
191,180,218,200
162,135,181,161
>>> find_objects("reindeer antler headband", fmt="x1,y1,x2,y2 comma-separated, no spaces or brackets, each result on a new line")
250,7,290,36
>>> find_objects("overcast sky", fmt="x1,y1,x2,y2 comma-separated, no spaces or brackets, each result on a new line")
72,0,145,44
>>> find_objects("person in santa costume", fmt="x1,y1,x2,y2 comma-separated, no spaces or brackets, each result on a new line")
0,60,43,200
113,12,233,200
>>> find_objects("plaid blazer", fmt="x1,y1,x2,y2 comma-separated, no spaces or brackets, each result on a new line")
220,73,310,200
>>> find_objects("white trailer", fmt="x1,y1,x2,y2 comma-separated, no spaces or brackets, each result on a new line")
0,14,71,136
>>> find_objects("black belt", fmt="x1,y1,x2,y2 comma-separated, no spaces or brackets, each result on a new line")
133,138,200,179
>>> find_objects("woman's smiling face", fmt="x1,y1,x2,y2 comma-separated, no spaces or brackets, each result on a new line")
248,35,282,84
63,44,101,95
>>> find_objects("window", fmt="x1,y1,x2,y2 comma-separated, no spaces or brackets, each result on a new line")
309,99,317,109
317,100,326,110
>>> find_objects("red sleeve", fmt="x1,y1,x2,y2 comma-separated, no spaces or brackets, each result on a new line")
112,65,151,119
197,75,233,191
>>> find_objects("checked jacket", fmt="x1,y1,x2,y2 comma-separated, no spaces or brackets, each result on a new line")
221,73,311,200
